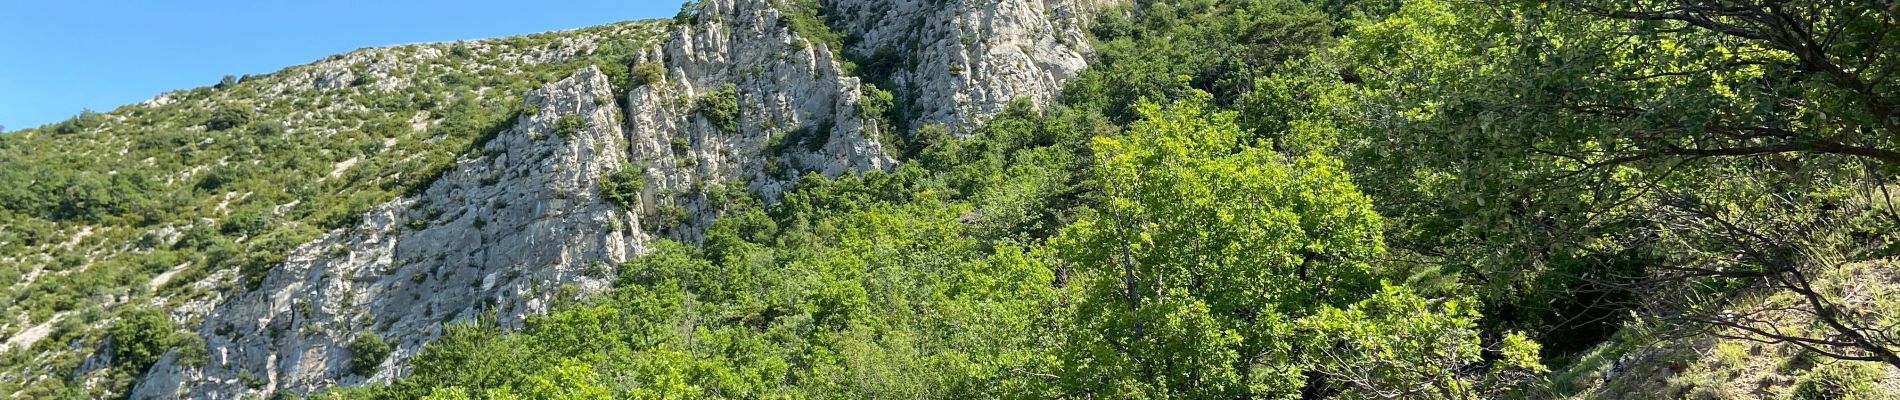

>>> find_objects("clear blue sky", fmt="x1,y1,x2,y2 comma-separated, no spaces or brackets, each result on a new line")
0,0,680,131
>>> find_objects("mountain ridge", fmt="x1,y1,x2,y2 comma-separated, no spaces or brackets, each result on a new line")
5,0,1897,399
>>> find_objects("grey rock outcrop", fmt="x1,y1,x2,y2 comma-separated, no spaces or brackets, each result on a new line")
134,66,645,399
132,0,1109,398
620,0,897,241
825,0,1112,135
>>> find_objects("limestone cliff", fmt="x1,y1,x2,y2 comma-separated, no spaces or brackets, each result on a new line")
129,0,1106,398
134,66,644,399
825,0,1113,135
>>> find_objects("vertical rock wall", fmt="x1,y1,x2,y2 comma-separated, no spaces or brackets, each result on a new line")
824,0,1113,135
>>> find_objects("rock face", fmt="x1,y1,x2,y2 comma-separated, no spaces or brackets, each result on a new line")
133,0,1106,398
825,0,1112,135
621,0,897,242
134,66,646,399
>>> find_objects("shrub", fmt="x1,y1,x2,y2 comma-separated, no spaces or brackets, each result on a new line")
600,163,645,210
219,208,271,236
695,84,739,132
858,84,894,122
174,333,208,367
205,107,252,131
109,307,177,374
633,63,666,86
777,0,842,52
53,109,107,134
448,44,472,58
1791,361,1886,400
350,332,393,377
774,119,833,153
674,0,703,25
554,115,585,139
251,120,286,136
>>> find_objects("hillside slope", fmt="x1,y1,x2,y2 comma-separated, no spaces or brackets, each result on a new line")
0,0,1106,398
4,0,1897,399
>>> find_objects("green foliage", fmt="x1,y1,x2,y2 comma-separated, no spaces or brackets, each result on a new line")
776,0,844,53
204,107,252,131
323,89,1110,399
1791,360,1889,400
350,332,393,377
219,207,271,236
28,0,1897,397
1066,0,1334,122
773,119,832,154
553,115,585,139
674,0,704,25
599,163,645,209
857,84,893,122
49,109,106,134
1298,284,1546,399
1273,0,1900,364
695,84,739,132
1052,94,1386,397
109,307,178,374
632,62,665,86
314,2,1575,397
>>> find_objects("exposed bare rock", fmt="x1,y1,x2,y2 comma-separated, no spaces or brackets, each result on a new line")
825,0,1113,135
130,1,1109,398
134,66,645,399
619,0,897,242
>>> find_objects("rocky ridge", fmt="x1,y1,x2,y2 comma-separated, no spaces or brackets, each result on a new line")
135,66,644,399
825,0,1112,135
129,0,1107,398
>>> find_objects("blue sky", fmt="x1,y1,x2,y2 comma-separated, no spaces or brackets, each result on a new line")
0,1,680,131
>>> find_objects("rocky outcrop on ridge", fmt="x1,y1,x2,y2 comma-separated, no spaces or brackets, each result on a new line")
825,0,1113,135
135,66,644,399
131,0,1108,398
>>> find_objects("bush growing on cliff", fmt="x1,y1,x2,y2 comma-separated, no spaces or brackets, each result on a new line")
857,84,893,122
350,332,392,377
600,163,645,210
632,63,665,86
695,84,739,132
553,115,585,139
109,307,178,374
777,0,844,53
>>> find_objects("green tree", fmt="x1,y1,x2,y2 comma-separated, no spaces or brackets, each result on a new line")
110,307,178,374
1055,93,1387,398
1065,0,1335,122
518,359,614,400
1304,0,1900,365
1299,284,1545,399
350,332,393,377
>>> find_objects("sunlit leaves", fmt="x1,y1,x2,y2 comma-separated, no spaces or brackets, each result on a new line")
1057,93,1386,398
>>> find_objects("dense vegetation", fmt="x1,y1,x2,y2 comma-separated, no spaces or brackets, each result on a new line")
4,0,1895,398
